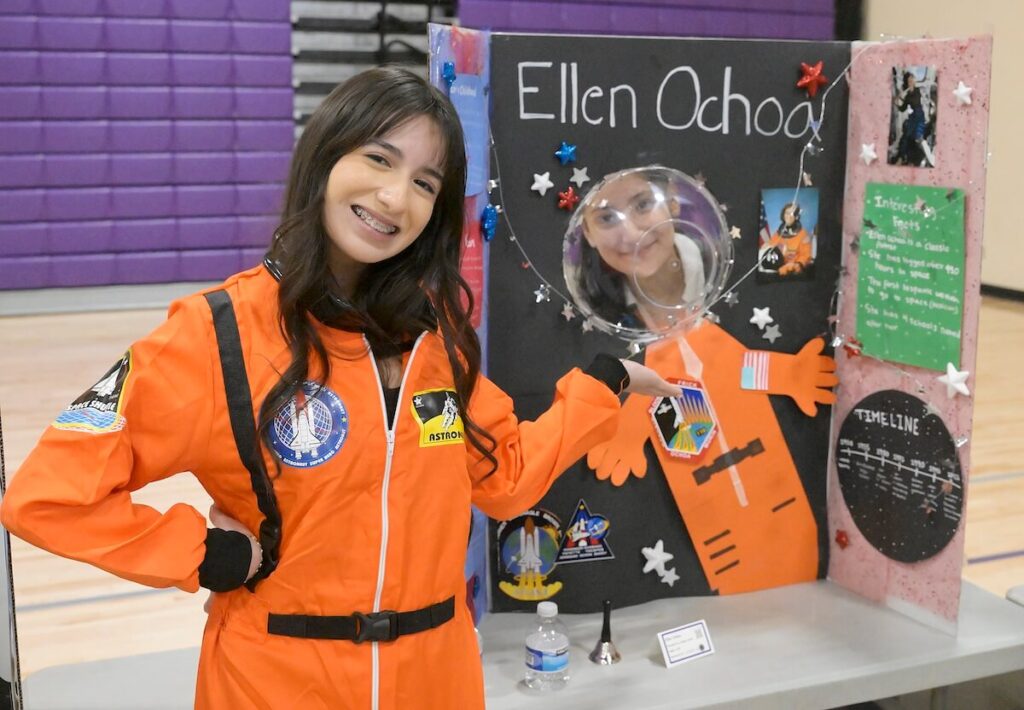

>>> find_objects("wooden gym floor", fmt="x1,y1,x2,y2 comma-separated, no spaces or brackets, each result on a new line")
0,296,1021,678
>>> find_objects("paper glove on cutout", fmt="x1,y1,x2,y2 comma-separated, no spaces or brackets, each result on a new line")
588,322,837,594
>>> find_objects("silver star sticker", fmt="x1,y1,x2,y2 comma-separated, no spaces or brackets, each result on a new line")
534,285,551,303
729,225,741,240
531,172,554,197
937,362,970,398
750,306,773,330
860,143,878,165
660,567,680,587
724,291,739,307
953,80,973,106
762,323,782,343
641,539,674,576
569,167,590,188
561,302,576,321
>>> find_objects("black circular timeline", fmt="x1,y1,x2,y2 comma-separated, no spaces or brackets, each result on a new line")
835,390,964,563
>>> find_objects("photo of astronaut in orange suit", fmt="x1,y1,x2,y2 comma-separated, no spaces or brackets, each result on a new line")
757,188,819,283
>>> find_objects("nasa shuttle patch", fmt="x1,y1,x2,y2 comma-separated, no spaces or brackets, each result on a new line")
410,388,464,447
53,351,132,434
268,381,348,468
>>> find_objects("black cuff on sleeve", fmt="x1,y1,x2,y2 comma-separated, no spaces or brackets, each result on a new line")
584,353,630,395
198,528,252,592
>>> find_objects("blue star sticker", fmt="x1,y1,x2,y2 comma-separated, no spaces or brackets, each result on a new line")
554,141,577,165
481,204,499,241
442,61,456,89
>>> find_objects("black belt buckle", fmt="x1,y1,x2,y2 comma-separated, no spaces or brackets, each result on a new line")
353,610,398,643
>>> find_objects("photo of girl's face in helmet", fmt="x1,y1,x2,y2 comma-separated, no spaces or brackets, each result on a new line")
563,166,732,341
579,172,678,281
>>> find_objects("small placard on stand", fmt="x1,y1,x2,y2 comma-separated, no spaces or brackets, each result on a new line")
657,620,715,668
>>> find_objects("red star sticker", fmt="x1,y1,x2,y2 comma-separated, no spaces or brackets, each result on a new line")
835,530,850,550
842,336,863,358
557,186,580,211
797,61,828,98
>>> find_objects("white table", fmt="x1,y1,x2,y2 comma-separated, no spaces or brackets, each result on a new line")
22,580,1024,709
480,580,1024,709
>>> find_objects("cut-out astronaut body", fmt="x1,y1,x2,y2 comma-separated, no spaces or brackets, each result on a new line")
563,165,836,594
588,322,837,594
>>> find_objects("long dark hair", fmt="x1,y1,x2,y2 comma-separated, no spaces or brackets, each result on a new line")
259,66,496,473
580,242,636,327
777,202,802,236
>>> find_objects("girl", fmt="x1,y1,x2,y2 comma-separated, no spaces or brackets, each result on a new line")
0,67,676,708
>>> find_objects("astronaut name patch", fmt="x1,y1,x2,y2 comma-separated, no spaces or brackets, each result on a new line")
54,351,132,434
410,388,464,447
268,381,348,468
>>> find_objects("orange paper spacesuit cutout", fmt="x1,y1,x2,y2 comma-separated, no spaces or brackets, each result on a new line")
589,322,836,595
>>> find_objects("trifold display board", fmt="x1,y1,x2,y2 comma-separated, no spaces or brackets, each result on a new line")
827,37,991,633
429,28,990,632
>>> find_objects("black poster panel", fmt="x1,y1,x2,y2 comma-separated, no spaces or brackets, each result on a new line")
487,34,850,613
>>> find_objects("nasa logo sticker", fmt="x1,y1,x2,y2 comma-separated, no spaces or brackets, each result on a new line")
268,381,348,468
410,388,464,447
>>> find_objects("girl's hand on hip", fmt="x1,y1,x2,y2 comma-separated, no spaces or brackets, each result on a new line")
209,505,262,582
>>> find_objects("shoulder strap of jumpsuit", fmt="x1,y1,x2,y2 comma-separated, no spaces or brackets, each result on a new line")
203,289,281,590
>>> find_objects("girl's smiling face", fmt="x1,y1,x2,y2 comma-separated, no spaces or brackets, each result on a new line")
581,174,677,279
322,115,446,283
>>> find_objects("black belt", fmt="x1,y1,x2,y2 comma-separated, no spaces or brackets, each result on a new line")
267,596,455,644
693,439,765,485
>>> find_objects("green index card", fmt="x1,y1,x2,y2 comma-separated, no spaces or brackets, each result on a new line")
856,182,965,371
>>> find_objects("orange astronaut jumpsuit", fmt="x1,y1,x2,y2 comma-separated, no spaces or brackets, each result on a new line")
766,229,812,276
589,322,836,594
0,265,621,709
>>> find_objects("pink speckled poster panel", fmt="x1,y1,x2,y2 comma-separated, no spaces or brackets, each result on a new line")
827,36,992,629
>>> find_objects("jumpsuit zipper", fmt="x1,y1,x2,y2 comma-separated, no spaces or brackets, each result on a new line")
366,333,426,710
675,333,748,507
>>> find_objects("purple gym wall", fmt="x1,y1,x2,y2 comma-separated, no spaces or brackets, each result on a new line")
0,0,293,290
458,0,835,39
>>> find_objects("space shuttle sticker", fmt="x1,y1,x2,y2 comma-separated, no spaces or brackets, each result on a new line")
268,381,349,468
650,380,719,459
496,509,563,601
411,388,465,447
556,499,613,564
53,350,133,434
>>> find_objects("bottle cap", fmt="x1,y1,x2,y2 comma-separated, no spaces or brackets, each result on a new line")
537,601,558,618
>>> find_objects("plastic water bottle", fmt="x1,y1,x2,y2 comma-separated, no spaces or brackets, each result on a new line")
524,601,570,691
